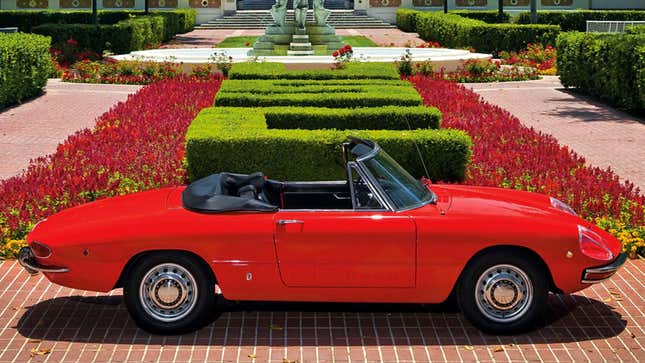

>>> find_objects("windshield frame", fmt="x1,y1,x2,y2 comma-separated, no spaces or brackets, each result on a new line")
354,143,436,211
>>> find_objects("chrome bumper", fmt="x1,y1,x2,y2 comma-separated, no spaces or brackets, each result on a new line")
18,247,69,274
582,253,627,284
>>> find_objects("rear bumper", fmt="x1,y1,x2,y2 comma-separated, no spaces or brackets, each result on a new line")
18,247,69,274
582,253,627,284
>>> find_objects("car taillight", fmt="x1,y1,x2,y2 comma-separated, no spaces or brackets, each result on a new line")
578,225,614,261
30,241,51,259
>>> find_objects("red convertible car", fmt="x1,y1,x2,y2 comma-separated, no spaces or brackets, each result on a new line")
19,138,626,334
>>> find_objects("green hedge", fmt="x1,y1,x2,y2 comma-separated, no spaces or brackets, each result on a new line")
450,10,511,24
0,33,51,109
228,62,400,80
215,91,422,108
627,25,645,34
219,79,410,94
397,8,420,32
414,11,560,54
33,15,167,54
185,107,471,182
264,106,442,130
557,32,645,111
517,10,645,32
0,10,195,35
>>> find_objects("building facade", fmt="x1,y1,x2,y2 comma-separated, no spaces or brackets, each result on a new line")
1,0,644,24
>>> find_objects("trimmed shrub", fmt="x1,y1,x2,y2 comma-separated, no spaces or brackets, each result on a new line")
450,10,511,24
627,25,645,34
214,91,422,108
185,107,471,182
397,8,420,32
0,9,196,35
415,12,560,54
228,62,400,80
517,10,645,32
557,31,645,111
219,79,410,94
0,33,51,108
264,106,442,130
33,15,166,54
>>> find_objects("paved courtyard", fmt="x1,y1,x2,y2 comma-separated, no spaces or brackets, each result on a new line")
0,80,142,180
469,77,645,190
161,28,424,48
0,259,642,363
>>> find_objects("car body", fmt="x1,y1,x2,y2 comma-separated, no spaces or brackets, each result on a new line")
19,137,626,334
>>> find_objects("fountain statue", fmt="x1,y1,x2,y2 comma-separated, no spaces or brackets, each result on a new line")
253,0,344,56
270,0,287,27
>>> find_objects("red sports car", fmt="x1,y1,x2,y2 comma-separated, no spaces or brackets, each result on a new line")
19,137,626,335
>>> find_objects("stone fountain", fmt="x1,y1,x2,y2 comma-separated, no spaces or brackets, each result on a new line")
252,0,344,56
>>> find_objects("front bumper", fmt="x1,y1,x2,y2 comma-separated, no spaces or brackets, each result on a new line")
582,253,627,284
18,247,69,275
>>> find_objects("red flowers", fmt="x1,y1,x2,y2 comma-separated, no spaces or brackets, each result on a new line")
0,76,223,245
332,45,353,69
409,76,644,231
417,41,441,48
65,38,78,46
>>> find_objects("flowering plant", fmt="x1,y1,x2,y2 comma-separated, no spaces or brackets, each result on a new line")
332,45,353,69
50,38,100,69
416,41,441,48
62,59,190,85
499,43,557,75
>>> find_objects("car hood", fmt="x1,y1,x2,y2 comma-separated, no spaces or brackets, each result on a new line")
430,184,557,219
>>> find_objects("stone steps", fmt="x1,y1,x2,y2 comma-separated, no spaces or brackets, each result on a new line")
196,10,396,29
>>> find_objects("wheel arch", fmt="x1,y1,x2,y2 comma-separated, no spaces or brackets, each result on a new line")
446,244,561,303
114,249,217,289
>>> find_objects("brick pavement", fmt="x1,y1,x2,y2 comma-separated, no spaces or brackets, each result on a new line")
160,29,424,49
0,80,142,180
0,259,642,363
468,77,645,191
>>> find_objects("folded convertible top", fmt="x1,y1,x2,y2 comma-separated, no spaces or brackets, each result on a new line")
182,172,278,213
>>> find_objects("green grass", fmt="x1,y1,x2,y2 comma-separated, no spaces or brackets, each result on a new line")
215,36,257,48
215,35,377,49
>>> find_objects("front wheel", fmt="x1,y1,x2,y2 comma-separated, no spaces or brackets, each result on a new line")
457,251,548,334
123,252,217,334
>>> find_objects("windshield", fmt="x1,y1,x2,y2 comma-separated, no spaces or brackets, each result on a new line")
362,150,435,210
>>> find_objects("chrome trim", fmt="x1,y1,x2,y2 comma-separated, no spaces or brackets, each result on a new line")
582,253,627,284
277,219,304,225
18,247,69,274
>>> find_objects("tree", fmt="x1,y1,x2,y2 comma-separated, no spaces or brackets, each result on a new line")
92,0,97,25
145,0,149,15
444,0,448,14
498,0,503,17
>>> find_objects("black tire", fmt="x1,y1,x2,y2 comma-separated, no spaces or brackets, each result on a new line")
457,250,549,334
123,252,217,334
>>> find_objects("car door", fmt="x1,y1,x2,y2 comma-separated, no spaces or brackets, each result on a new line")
273,166,417,288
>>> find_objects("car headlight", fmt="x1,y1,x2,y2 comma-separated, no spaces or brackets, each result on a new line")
578,225,614,261
550,197,577,216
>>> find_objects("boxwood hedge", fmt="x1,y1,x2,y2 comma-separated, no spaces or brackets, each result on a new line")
214,91,422,108
0,33,51,109
185,107,471,182
398,9,560,54
264,106,442,130
228,62,400,80
219,79,410,94
557,31,645,111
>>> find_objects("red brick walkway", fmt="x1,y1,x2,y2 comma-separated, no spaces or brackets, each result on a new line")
468,77,645,191
0,259,642,362
0,80,142,180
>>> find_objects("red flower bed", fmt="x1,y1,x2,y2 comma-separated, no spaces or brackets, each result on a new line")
0,76,223,250
410,75,644,256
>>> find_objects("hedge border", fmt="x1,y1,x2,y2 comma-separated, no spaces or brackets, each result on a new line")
228,62,400,80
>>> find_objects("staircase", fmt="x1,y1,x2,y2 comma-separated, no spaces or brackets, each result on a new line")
237,0,351,10
196,10,396,29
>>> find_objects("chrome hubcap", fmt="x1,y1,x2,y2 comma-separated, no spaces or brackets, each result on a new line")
139,263,198,322
475,264,533,323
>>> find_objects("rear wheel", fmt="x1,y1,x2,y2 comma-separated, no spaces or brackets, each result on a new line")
457,251,548,334
123,252,217,334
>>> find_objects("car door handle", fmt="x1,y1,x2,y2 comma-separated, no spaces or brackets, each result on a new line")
277,219,304,225
333,193,351,200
